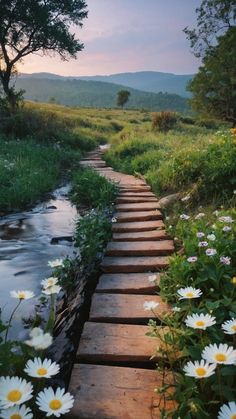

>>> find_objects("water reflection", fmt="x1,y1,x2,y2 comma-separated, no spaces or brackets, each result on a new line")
0,185,78,340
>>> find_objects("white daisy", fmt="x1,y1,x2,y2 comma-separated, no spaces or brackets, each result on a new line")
48,259,64,268
41,277,58,289
183,360,216,379
218,216,234,223
198,241,208,247
24,357,60,378
196,232,205,238
222,226,232,232
222,318,236,335
181,194,191,202
207,234,216,241
25,327,52,350
220,256,231,265
111,217,117,223
213,210,219,216
42,285,61,295
187,256,198,263
195,213,205,219
148,274,158,283
36,387,74,417
172,306,181,312
177,286,202,300
185,313,216,330
218,401,236,419
0,404,33,419
206,248,217,256
180,214,190,220
10,290,34,300
143,301,159,311
0,377,33,409
202,343,236,365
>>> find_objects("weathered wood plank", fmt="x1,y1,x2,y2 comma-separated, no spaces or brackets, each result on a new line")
106,240,174,257
96,272,160,294
114,210,162,222
113,230,169,241
112,220,165,233
116,202,161,212
101,256,169,273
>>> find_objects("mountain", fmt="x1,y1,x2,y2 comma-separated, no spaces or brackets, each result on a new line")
15,77,189,112
20,71,194,97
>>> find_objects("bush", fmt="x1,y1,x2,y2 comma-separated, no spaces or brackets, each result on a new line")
152,111,177,132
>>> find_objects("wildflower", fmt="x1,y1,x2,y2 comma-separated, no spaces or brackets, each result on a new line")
195,213,205,219
183,360,216,379
25,327,52,350
180,214,190,220
222,226,232,232
196,232,205,238
232,277,236,285
212,224,217,229
202,343,236,365
198,241,208,247
177,286,202,300
0,377,33,409
41,277,58,289
218,216,234,223
181,194,191,202
220,256,231,265
148,274,158,283
172,306,181,312
222,318,236,335
0,404,33,419
48,259,64,268
218,402,236,419
10,290,34,300
143,301,159,311
185,313,216,330
24,358,60,378
36,387,74,417
42,285,61,295
207,234,216,241
213,210,219,216
111,217,117,223
187,256,198,263
206,248,217,256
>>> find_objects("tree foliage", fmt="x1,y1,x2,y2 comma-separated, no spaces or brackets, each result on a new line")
185,0,236,124
0,0,88,109
117,90,130,108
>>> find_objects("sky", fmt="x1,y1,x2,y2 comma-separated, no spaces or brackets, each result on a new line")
20,0,202,76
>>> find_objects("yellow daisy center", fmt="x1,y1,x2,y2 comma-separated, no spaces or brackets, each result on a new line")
195,367,206,377
11,415,21,419
37,367,48,376
186,292,193,298
49,399,62,411
7,390,22,402
18,293,25,299
230,415,236,419
232,277,236,284
232,325,236,331
196,321,205,327
215,353,227,362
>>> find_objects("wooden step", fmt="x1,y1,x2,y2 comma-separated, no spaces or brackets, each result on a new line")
96,273,160,294
116,197,158,204
114,210,162,222
77,323,161,363
89,293,169,323
113,230,169,241
101,256,169,273
112,220,164,233
118,192,156,198
119,186,151,192
68,364,175,419
106,240,174,257
116,202,161,212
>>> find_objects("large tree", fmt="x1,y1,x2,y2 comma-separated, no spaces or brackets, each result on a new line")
117,90,130,109
0,0,88,108
184,0,236,124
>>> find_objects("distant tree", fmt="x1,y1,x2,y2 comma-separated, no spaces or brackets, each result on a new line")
184,0,236,124
117,90,130,109
0,0,88,110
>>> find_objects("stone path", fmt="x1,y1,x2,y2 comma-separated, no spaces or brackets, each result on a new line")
68,148,175,418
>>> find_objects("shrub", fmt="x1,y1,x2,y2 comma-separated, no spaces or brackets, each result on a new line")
152,111,177,132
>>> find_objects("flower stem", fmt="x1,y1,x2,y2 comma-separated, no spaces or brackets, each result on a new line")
5,300,22,342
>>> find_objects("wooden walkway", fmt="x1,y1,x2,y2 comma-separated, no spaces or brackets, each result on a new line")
68,148,175,418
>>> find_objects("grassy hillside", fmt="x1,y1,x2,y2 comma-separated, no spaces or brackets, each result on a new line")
15,77,189,112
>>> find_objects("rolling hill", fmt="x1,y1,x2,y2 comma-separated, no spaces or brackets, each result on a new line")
16,77,190,112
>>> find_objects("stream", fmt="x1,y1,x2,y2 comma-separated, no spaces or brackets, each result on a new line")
0,185,78,340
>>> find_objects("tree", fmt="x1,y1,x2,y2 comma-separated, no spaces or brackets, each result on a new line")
184,0,236,124
0,0,88,109
117,90,130,109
